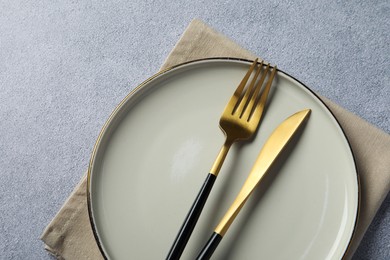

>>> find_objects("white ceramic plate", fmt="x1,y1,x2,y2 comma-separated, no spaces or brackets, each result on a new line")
88,58,359,259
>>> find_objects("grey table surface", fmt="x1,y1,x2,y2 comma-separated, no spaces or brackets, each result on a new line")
1,0,389,259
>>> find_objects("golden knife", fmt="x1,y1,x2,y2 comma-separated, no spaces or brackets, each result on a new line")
196,109,311,260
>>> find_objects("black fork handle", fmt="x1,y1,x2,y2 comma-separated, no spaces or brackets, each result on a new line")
196,232,223,260
166,173,217,260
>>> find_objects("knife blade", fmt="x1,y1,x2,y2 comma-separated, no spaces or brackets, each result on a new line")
196,108,311,260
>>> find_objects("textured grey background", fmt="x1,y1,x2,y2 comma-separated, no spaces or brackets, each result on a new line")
0,0,389,259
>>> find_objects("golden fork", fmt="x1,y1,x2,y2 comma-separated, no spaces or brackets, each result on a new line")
166,59,277,260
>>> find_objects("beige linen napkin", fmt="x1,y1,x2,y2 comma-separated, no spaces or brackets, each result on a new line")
41,19,390,259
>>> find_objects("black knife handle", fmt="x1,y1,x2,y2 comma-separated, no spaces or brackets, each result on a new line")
196,232,223,260
166,173,217,260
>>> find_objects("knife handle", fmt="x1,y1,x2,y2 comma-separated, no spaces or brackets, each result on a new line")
196,232,222,260
166,173,217,260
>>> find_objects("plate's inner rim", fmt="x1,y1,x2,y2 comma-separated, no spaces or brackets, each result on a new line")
87,57,360,259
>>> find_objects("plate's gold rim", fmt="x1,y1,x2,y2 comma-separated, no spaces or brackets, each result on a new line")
86,57,360,260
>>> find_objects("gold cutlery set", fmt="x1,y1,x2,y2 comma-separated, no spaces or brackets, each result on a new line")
166,59,311,259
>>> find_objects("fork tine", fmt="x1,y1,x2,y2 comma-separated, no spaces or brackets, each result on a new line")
242,63,269,121
240,62,268,120
234,61,263,117
248,65,277,122
227,58,258,113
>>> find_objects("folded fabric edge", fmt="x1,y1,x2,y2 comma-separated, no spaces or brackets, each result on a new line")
44,244,64,260
40,172,88,252
160,19,258,70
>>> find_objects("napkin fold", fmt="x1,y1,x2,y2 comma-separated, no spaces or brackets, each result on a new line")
41,19,390,260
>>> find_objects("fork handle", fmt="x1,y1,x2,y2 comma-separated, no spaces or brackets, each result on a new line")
196,232,222,260
166,173,216,260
